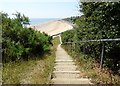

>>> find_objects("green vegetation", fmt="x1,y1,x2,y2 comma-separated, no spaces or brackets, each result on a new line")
3,36,59,84
62,2,120,73
63,16,80,24
52,37,60,48
62,44,120,84
3,60,38,84
2,12,58,84
61,2,120,84
1,12,52,62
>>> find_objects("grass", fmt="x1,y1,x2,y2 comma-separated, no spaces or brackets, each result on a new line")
0,64,2,85
2,36,60,84
62,44,120,84
75,54,120,84
3,60,38,84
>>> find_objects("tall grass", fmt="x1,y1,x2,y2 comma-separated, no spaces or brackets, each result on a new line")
62,44,120,84
2,37,60,84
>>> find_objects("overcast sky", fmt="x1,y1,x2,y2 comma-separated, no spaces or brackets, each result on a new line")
0,0,81,18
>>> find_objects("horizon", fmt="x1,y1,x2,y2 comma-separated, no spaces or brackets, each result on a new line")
29,18,62,25
1,0,82,18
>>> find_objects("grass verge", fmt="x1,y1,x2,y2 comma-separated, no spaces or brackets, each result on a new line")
2,37,59,84
62,44,120,84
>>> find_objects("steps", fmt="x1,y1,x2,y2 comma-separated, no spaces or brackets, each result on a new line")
51,45,92,84
52,78,91,84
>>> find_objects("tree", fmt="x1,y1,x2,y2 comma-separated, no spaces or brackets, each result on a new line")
61,2,120,72
1,12,52,62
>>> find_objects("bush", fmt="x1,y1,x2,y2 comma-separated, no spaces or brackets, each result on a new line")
1,12,52,62
61,2,120,73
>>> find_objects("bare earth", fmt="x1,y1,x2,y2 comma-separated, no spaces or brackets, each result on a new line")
51,44,92,84
30,20,73,36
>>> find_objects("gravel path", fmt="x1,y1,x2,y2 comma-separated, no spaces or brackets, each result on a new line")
51,44,92,84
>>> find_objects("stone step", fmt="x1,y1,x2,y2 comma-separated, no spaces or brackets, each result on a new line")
51,78,92,84
55,62,75,65
56,58,73,62
56,58,72,60
56,55,70,57
52,71,81,78
55,60,73,62
51,45,92,84
53,71,80,74
55,61,74,63
52,73,80,78
54,66,77,71
54,65,77,68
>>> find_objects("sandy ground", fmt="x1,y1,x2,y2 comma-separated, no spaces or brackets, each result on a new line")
30,20,73,36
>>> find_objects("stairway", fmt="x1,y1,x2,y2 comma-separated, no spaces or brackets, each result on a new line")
51,44,92,84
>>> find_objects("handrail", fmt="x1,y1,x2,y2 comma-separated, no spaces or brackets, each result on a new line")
63,38,120,44
62,38,120,69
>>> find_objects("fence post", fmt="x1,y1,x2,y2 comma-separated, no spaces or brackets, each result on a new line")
74,42,75,52
71,43,72,56
83,43,85,58
100,42,104,69
73,42,75,57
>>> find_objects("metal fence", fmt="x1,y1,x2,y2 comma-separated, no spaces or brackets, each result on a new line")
62,38,120,69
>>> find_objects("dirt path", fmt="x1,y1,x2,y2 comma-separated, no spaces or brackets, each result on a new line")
51,44,92,84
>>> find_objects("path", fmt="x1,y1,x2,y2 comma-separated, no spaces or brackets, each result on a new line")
51,44,92,84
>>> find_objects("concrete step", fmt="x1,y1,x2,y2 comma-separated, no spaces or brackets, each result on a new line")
51,78,92,84
52,73,80,78
53,71,80,74
52,71,81,78
54,65,77,67
56,58,73,60
55,60,73,62
54,66,77,71
55,62,75,65
52,45,92,84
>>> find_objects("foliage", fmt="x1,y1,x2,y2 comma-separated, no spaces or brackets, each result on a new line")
62,44,120,84
61,2,120,73
1,12,52,62
61,30,75,42
3,33,59,84
63,16,80,24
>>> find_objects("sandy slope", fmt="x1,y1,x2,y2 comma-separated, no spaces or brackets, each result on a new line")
30,20,73,36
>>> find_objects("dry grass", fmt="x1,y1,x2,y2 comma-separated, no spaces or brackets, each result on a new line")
75,54,120,84
0,64,2,85
2,36,60,84
62,44,120,84
3,60,37,84
20,54,55,84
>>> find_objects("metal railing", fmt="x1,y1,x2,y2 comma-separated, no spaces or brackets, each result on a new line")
62,38,120,69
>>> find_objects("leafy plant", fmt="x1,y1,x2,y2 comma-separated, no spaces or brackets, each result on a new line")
1,12,52,63
61,2,120,73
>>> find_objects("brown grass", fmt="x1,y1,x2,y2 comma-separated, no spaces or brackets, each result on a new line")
2,36,60,84
62,44,120,84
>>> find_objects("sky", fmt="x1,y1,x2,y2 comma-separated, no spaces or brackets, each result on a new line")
0,0,81,18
